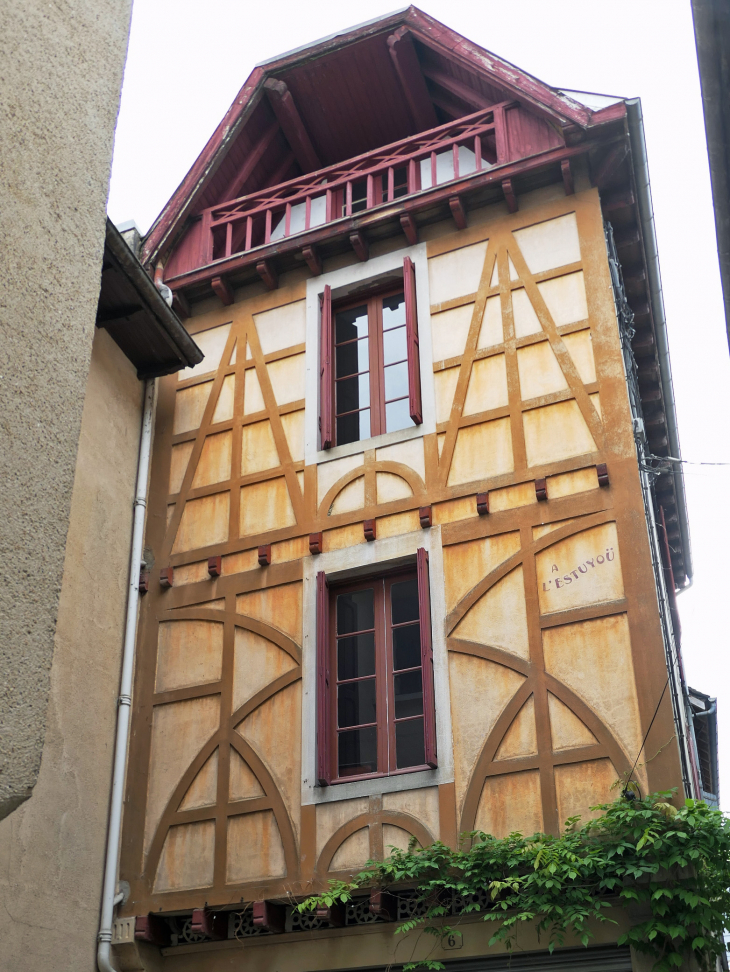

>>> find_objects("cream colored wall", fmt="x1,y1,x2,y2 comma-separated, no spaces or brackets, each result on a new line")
0,329,143,971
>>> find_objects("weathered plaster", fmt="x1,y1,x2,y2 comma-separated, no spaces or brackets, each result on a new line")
0,329,143,969
0,0,133,816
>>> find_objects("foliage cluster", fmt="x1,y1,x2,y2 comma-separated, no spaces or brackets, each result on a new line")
300,794,730,971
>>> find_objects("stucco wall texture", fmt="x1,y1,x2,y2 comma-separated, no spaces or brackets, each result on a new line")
0,0,133,816
0,329,144,970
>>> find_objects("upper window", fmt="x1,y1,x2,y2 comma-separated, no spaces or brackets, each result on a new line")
319,257,422,450
316,549,436,786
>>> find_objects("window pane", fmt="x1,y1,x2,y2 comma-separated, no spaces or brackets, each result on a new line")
337,409,369,445
394,670,423,719
338,632,376,680
395,718,425,768
336,373,369,414
383,361,409,401
383,326,407,365
393,167,408,198
393,624,421,671
335,336,369,378
391,579,419,624
338,678,376,727
337,588,375,634
338,726,377,777
382,293,405,330
335,305,368,344
385,398,414,434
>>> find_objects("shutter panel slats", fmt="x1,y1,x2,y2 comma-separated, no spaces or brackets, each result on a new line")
404,257,423,425
316,570,331,785
417,547,437,768
319,285,333,449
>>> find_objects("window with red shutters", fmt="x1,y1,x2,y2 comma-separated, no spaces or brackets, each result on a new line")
316,551,436,785
319,258,422,450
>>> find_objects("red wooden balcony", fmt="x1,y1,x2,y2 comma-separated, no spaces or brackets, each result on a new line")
200,103,518,265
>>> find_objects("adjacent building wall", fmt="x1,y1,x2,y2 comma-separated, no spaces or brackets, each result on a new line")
0,329,144,970
0,0,134,816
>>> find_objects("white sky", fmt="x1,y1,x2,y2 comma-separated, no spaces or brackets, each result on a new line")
108,0,730,807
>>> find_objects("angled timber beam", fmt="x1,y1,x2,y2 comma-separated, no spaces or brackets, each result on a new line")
449,195,467,229
257,259,278,291
349,231,369,262
400,213,418,245
302,245,322,275
387,26,438,132
591,142,629,189
219,119,280,203
502,178,518,213
264,78,321,173
421,64,491,112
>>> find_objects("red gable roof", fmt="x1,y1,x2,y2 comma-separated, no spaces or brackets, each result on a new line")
142,6,598,268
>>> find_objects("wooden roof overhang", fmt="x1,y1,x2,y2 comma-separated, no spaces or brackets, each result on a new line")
137,7,690,586
97,219,203,379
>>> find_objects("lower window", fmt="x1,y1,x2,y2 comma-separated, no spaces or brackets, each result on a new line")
317,550,436,785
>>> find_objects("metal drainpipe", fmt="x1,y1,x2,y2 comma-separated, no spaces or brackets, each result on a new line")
97,378,155,972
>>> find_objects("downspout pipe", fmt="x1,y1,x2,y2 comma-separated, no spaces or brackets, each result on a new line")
97,378,155,972
626,98,693,586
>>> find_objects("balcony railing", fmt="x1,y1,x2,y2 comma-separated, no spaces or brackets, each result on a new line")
200,103,517,264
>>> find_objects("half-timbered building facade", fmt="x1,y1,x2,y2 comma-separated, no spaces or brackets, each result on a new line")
111,9,715,970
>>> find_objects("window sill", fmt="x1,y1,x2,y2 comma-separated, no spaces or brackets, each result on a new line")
304,765,444,805
315,422,426,466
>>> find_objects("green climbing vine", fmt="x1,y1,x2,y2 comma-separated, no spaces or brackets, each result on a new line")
299,793,730,971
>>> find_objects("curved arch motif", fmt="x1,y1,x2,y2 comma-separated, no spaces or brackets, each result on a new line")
143,605,302,890
316,809,435,876
318,459,427,517
446,511,635,835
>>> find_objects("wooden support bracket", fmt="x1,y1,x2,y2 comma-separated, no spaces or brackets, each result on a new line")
309,532,323,555
135,915,171,947
252,900,285,934
369,891,398,921
591,143,629,189
207,555,222,577
535,478,548,502
596,463,610,488
561,159,574,196
476,492,489,516
349,231,369,262
191,909,228,941
138,569,149,594
258,544,272,567
449,195,467,230
400,213,418,245
315,903,346,927
159,567,173,589
364,519,377,542
502,178,518,213
601,189,635,216
419,505,432,528
172,290,189,320
302,245,322,276
211,275,234,306
256,259,278,291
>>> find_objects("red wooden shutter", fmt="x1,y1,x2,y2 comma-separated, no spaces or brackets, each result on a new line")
416,547,437,768
404,257,423,425
316,570,331,785
319,285,333,449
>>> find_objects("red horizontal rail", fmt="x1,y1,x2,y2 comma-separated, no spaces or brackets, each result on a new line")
200,103,517,263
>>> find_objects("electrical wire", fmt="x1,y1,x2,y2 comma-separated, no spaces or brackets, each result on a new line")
624,677,669,797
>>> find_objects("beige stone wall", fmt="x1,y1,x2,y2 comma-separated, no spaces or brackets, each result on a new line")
0,0,133,816
0,329,143,971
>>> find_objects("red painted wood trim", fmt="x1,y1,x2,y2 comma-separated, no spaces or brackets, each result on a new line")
561,159,574,196
319,285,333,450
349,230,369,262
404,256,423,425
476,492,489,516
264,78,321,173
191,909,227,940
387,26,438,133
257,544,271,566
135,915,171,947
211,275,234,305
418,505,432,528
502,177,518,212
207,555,222,577
596,463,609,488
535,478,548,502
256,259,278,291
400,212,418,246
315,903,346,926
364,518,377,542
421,63,491,111
449,195,467,229
159,567,173,589
302,245,322,276
309,532,323,555
417,547,437,768
252,900,286,934
138,569,149,594
316,570,331,786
